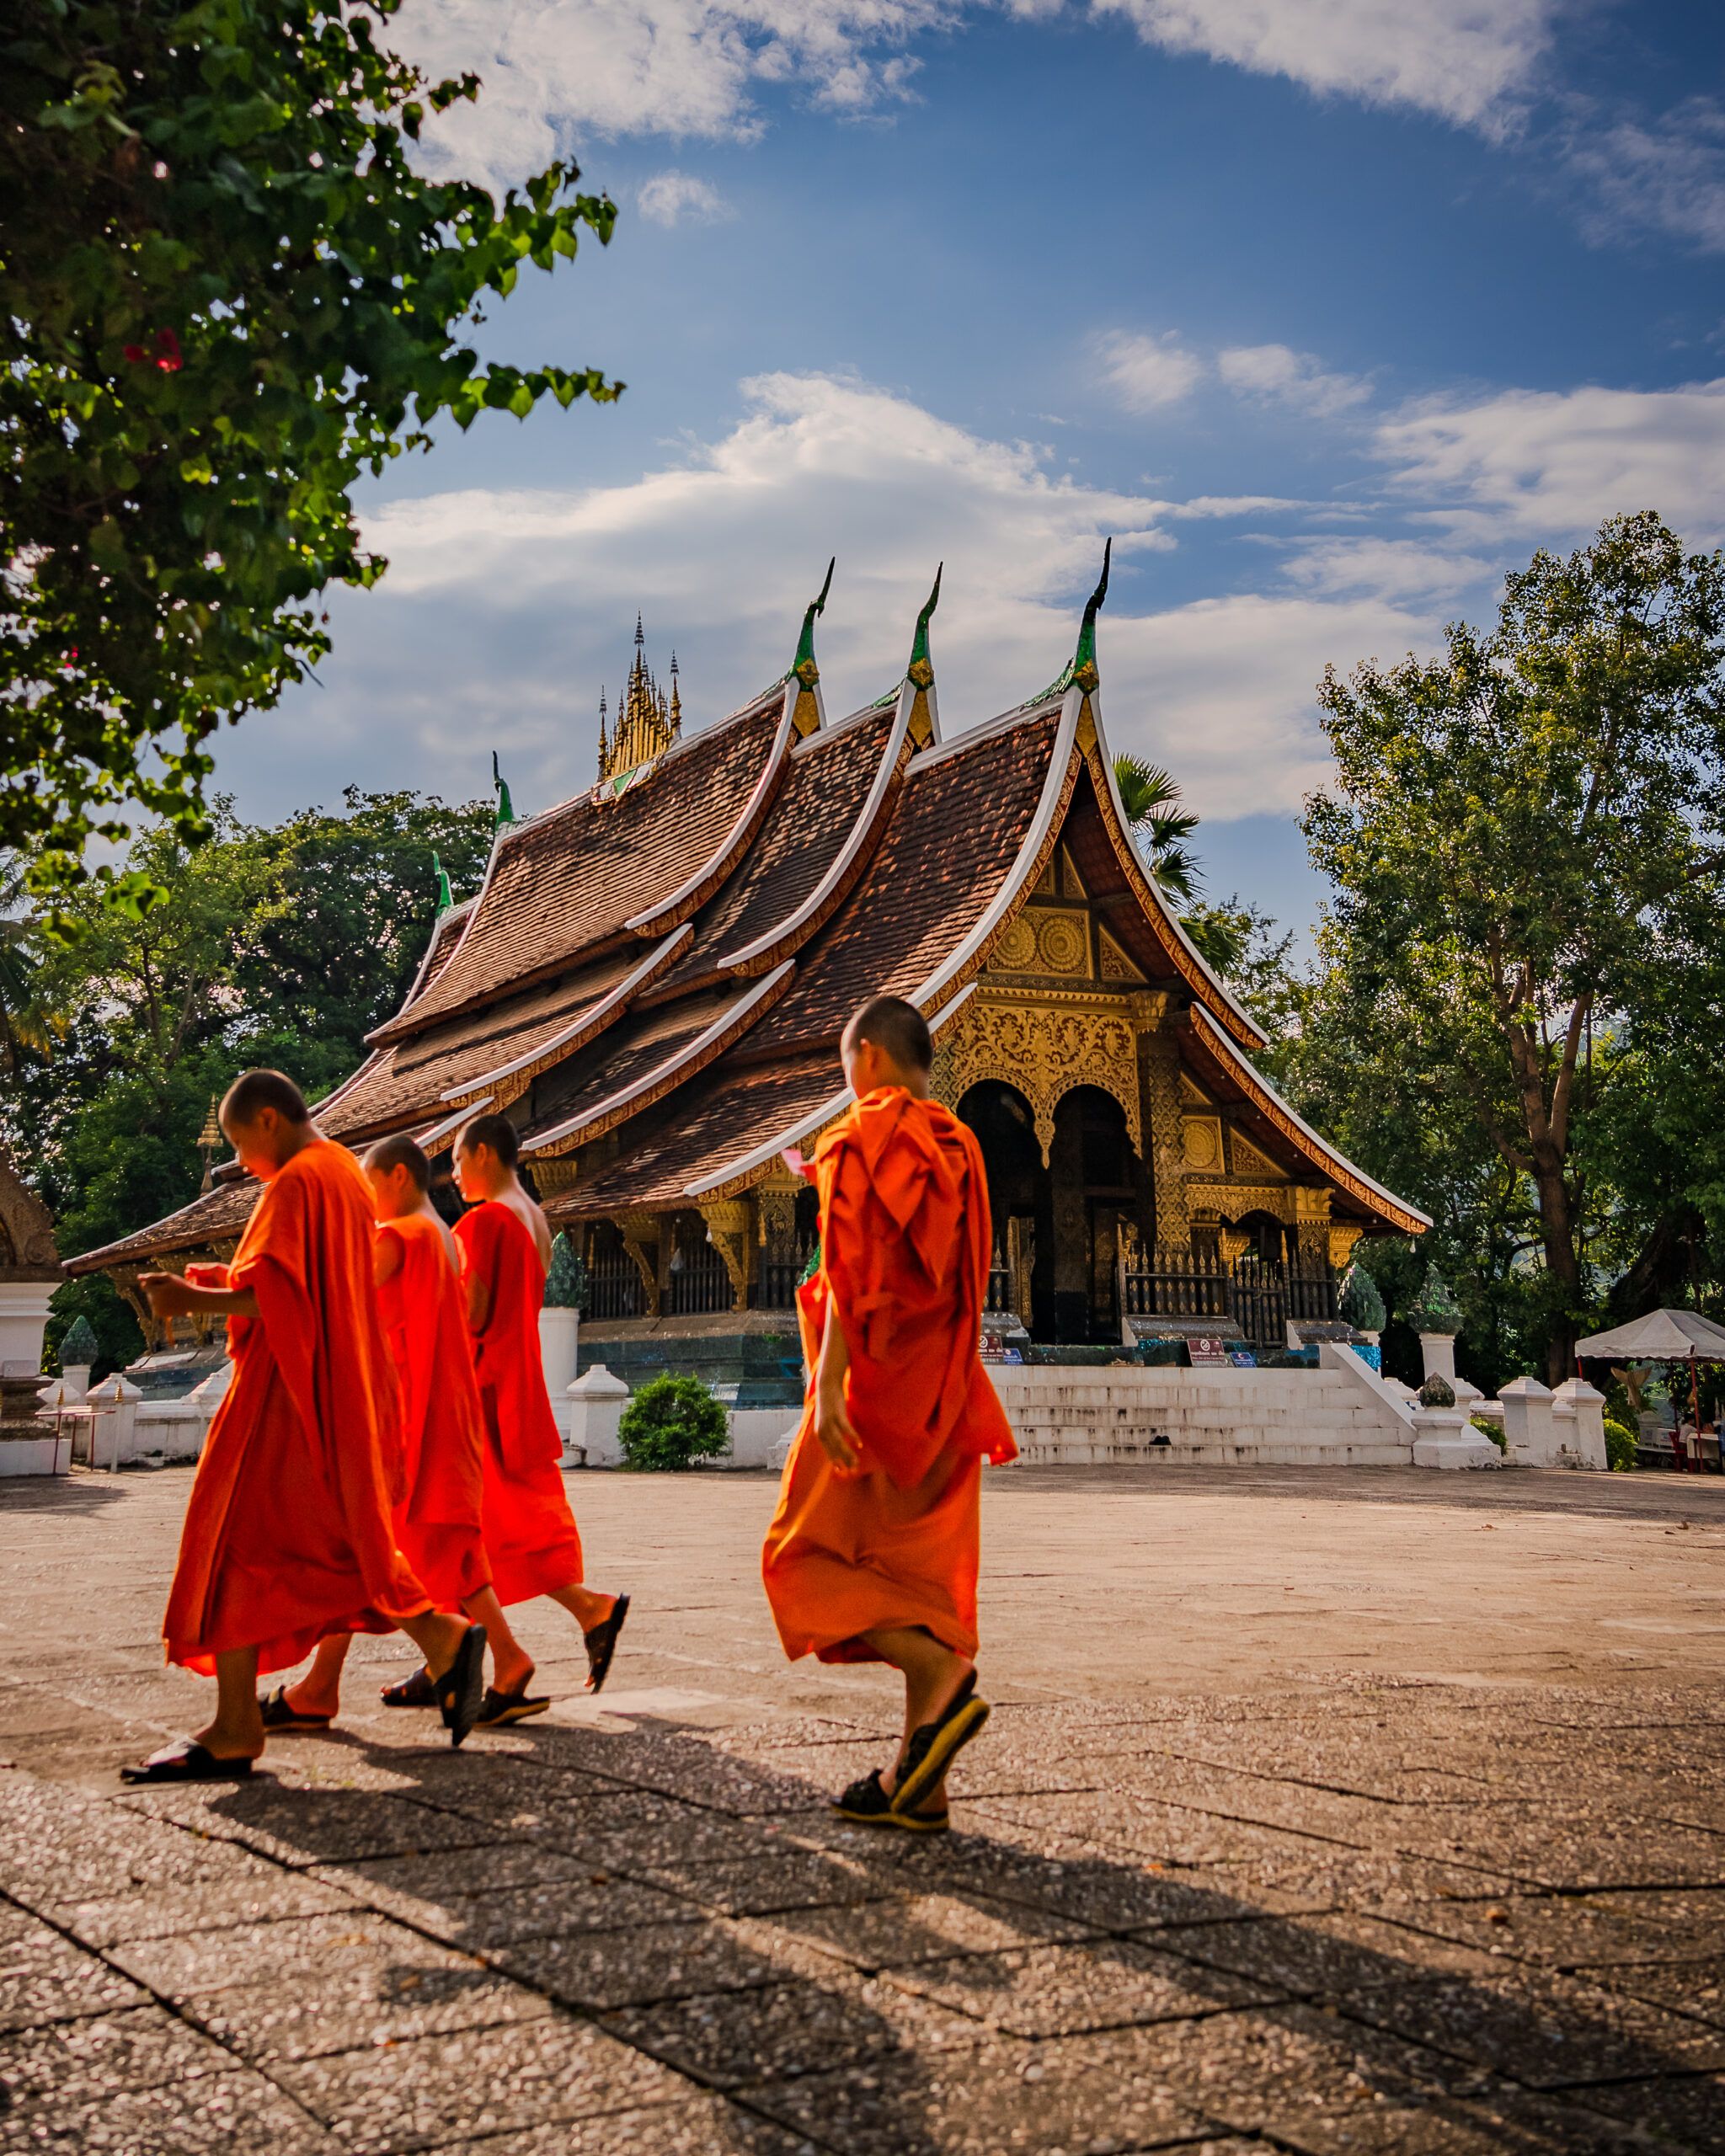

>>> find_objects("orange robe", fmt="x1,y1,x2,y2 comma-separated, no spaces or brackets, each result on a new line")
762,1087,1017,1665
454,1201,584,1605
376,1211,492,1609
164,1141,433,1677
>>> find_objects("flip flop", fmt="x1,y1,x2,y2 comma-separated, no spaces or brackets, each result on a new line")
120,1740,255,1785
892,1669,988,1818
380,1667,438,1707
832,1768,948,1833
435,1623,487,1748
474,1684,552,1729
583,1593,630,1694
258,1685,334,1732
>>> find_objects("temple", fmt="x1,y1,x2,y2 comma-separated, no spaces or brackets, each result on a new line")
70,555,1428,1378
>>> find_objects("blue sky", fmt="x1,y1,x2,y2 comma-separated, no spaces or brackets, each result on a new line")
240,0,1725,942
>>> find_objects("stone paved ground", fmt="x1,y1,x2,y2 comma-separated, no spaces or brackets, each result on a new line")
3,1462,1725,2154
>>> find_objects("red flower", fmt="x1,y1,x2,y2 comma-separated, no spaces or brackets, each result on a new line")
123,344,146,364
123,328,183,371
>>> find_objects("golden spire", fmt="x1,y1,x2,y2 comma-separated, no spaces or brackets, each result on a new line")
599,616,681,782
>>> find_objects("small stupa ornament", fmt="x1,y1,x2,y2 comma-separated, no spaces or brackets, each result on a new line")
598,616,681,782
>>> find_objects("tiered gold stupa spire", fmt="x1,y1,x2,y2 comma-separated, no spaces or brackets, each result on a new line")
598,615,681,782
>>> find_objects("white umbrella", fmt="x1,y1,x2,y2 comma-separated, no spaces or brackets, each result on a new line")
1573,1310,1725,1360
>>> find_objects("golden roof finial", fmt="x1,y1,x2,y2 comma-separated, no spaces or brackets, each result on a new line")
599,616,681,783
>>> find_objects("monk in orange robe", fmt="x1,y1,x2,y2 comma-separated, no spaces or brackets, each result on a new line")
260,1134,543,1731
124,1072,487,1782
451,1113,628,1701
762,995,1016,1830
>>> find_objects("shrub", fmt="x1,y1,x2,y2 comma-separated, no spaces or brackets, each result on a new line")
616,1374,730,1472
57,1315,99,1370
1418,1373,1456,1409
1471,1413,1508,1452
1604,1418,1638,1473
1338,1262,1386,1334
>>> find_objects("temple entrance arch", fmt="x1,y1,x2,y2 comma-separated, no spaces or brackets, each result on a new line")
959,1080,1049,1337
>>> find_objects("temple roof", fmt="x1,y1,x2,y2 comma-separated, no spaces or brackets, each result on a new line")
67,569,1424,1273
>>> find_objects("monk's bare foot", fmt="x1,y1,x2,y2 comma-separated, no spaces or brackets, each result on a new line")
421,1614,469,1681
550,1582,616,1632
284,1680,339,1720
193,1719,264,1764
491,1652,536,1695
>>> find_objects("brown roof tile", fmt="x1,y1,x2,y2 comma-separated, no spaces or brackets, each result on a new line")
377,698,788,1040
65,1179,259,1273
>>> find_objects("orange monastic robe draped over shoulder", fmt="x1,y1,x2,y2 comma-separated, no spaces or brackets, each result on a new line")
453,1201,584,1606
376,1210,491,1609
761,1087,1017,1666
163,1141,433,1677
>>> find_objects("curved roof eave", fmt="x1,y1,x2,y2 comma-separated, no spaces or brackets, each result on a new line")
1081,695,1268,1052
682,983,981,1202
622,698,797,937
438,926,695,1110
524,962,798,1159
716,693,911,973
1186,1003,1432,1235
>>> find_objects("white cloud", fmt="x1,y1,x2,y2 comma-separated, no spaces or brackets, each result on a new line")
1375,378,1725,541
637,169,734,225
1086,0,1556,135
1277,536,1494,602
286,371,1438,828
1094,328,1206,412
391,0,948,186
1218,343,1371,419
1563,97,1725,254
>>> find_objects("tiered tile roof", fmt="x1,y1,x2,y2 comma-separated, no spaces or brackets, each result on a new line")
67,563,1425,1275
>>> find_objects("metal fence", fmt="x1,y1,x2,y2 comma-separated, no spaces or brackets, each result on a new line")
583,1245,643,1322
754,1234,817,1312
665,1230,734,1316
1120,1246,1336,1352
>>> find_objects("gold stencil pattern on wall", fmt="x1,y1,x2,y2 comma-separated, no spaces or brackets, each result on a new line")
934,994,1141,1162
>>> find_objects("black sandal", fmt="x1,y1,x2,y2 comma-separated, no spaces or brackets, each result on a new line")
120,1741,255,1785
435,1624,487,1748
583,1593,629,1694
892,1668,987,1818
832,1768,948,1833
381,1667,439,1707
474,1684,551,1729
258,1685,334,1732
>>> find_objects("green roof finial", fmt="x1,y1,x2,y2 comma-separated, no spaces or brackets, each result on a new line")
432,851,453,913
1068,536,1110,695
491,750,516,829
793,557,835,690
906,563,942,690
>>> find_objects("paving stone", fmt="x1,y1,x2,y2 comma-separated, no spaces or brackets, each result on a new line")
601,1969,988,2089
271,2007,691,2151
434,2093,825,2155
741,2025,1214,2153
1567,2072,1725,2153
48,1868,355,1949
885,1935,1279,2037
761,1890,1096,1974
1122,2003,1646,2153
0,2066,341,2153
1580,1954,1725,2031
640,1846,907,1918
182,1958,553,2066
109,1910,475,2001
1376,1887,1725,1970
969,1790,1343,1874
1383,1803,1725,1892
118,1785,502,1869
310,1841,601,1913
0,1927,147,2033
894,1837,1322,1929
0,2004,232,2111
494,1916,837,2012
312,1859,696,1952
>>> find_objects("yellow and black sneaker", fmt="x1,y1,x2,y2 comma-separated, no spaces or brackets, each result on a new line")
892,1673,989,1818
833,1768,949,1833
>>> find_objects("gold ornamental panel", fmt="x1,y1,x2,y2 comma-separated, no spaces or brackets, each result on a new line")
932,990,1141,1164
1182,1115,1224,1171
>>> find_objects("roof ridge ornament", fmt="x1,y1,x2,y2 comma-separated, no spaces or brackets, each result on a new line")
432,851,453,914
492,750,517,829
907,562,941,689
788,557,835,739
1037,537,1111,702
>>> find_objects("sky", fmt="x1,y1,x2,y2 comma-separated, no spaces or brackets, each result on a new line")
236,0,1725,942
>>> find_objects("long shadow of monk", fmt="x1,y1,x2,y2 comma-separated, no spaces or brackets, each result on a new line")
126,1699,1725,2154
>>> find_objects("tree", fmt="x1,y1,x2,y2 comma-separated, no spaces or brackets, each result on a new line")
2,0,619,906
1179,894,1302,1042
1303,513,1725,1380
0,862,64,1073
1114,755,1201,902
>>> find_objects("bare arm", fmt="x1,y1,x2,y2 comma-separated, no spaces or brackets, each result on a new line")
465,1266,491,1333
373,1232,403,1289
813,1296,860,1473
139,1273,259,1321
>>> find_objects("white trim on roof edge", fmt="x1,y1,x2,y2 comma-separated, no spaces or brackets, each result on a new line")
414,1095,494,1156
439,927,694,1107
523,963,797,1155
624,703,796,934
681,983,980,1199
718,696,910,971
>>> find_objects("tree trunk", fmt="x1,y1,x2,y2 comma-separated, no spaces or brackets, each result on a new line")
1535,1160,1582,1385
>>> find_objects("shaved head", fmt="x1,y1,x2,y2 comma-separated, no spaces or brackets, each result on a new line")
844,995,932,1075
221,1069,308,1128
457,1112,520,1168
365,1134,430,1192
